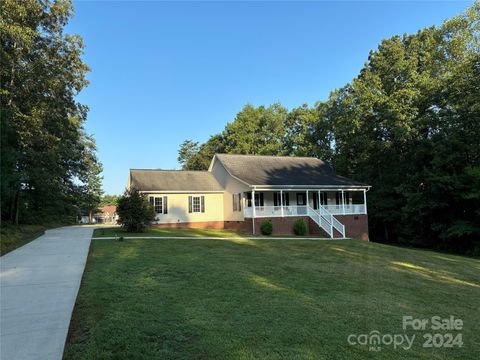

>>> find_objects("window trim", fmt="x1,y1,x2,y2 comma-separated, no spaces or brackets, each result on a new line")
149,195,168,214
189,195,205,213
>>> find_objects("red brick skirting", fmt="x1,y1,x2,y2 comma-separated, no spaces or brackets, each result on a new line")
232,217,330,237
153,215,369,240
335,214,369,240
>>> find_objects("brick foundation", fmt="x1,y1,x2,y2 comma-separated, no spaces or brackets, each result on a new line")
237,217,330,236
153,215,369,240
238,215,369,239
335,214,369,240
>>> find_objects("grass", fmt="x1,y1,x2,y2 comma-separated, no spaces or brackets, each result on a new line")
93,227,245,238
64,234,480,359
0,224,47,255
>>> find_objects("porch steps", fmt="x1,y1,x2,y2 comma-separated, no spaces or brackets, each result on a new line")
307,205,346,239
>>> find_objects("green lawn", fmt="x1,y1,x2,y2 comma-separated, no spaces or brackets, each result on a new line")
0,224,47,255
64,235,480,359
93,227,244,238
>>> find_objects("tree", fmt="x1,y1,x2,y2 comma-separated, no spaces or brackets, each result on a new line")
324,3,480,253
0,0,102,225
284,104,332,160
223,103,287,155
116,188,156,232
100,195,120,206
77,135,103,223
177,140,200,169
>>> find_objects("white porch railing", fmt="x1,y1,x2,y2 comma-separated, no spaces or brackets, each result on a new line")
243,206,309,218
243,204,365,218
322,204,366,215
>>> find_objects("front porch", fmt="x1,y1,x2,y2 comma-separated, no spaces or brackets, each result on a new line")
242,188,369,239
243,189,367,218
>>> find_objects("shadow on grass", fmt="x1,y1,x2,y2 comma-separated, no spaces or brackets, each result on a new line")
65,237,480,360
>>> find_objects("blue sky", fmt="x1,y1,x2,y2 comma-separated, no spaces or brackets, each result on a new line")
67,0,471,195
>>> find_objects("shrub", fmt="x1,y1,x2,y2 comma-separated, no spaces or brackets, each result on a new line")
116,188,156,232
260,219,273,235
293,218,307,236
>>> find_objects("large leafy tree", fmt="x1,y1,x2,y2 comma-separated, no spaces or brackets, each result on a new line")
325,3,480,252
177,140,200,169
223,103,287,155
177,103,288,170
1,0,102,224
284,104,332,160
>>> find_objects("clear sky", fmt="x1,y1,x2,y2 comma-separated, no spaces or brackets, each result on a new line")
67,0,471,195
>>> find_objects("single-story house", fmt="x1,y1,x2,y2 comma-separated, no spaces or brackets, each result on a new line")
94,205,118,224
128,154,370,239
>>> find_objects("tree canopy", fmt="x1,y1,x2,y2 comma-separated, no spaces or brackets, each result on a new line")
1,0,102,224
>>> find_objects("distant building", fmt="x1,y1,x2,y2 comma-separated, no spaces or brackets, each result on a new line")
94,205,118,224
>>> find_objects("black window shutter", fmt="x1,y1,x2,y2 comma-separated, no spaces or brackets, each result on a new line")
345,192,350,205
313,194,318,209
201,196,205,212
285,193,290,206
163,196,168,214
247,193,252,207
259,193,264,206
336,192,340,205
188,196,192,213
238,194,241,211
273,192,278,206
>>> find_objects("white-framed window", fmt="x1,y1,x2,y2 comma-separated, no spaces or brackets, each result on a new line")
193,196,201,212
154,197,163,213
149,196,168,214
188,195,205,213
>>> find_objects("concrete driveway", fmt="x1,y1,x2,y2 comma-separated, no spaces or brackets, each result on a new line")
0,226,93,360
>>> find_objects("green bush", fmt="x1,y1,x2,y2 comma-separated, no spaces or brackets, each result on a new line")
293,218,307,236
116,188,156,232
260,219,273,235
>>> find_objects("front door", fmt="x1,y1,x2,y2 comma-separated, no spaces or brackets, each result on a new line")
296,192,307,214
296,192,306,206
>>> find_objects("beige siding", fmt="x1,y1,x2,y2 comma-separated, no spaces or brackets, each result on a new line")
146,193,224,224
210,160,250,221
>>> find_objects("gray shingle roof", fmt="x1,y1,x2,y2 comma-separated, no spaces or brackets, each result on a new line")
215,154,367,187
129,170,223,192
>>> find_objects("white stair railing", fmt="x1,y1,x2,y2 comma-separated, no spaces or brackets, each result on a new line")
307,207,333,237
309,205,345,238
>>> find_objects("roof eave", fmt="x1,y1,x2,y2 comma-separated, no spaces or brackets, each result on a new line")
251,184,371,190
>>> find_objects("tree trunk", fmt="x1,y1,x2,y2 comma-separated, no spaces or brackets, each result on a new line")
89,210,93,224
384,223,389,242
13,188,20,225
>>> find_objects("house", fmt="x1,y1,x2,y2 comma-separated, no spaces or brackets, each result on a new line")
94,205,118,224
128,154,370,239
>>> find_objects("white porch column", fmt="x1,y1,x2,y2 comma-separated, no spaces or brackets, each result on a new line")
280,190,284,217
341,190,345,215
363,189,367,214
306,190,309,209
318,190,321,209
252,189,256,234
